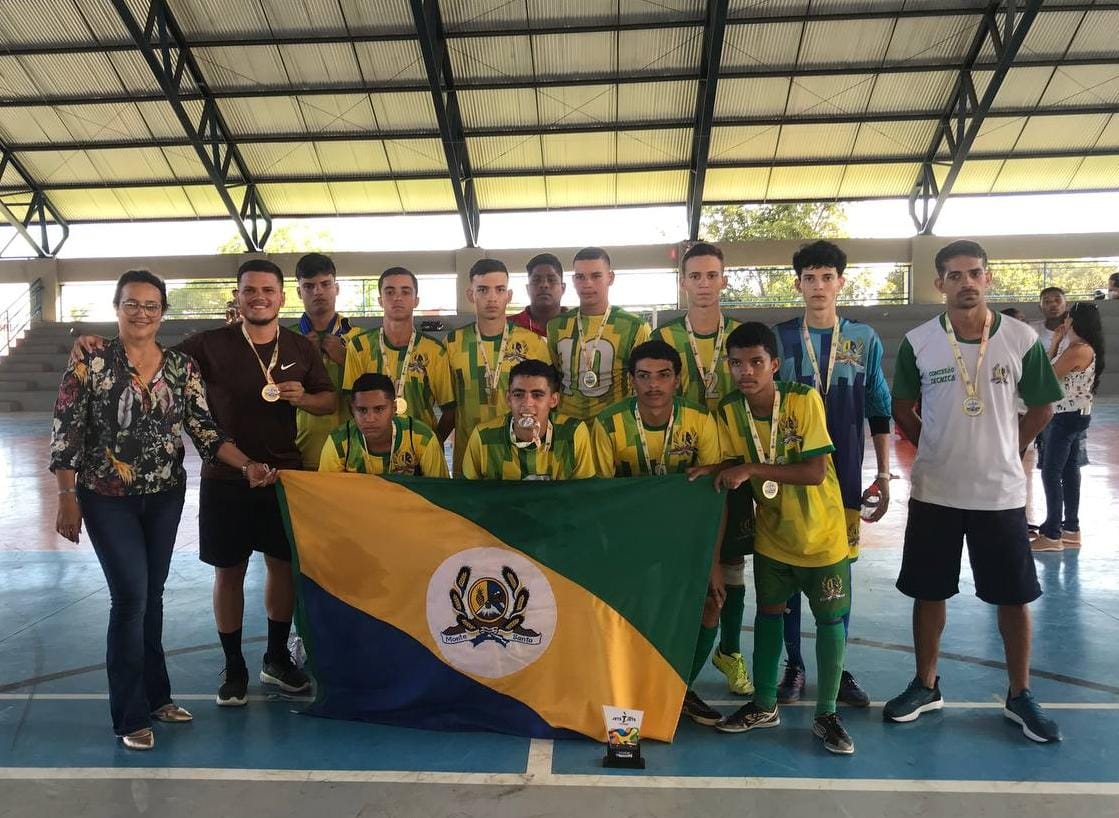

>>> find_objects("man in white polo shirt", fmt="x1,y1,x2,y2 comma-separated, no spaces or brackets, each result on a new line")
887,240,1063,744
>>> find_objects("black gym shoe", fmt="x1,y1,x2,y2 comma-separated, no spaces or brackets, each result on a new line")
681,689,722,726
260,654,311,694
838,670,871,708
715,702,780,733
1004,688,1062,743
883,675,944,722
812,712,855,755
217,664,248,707
776,662,806,704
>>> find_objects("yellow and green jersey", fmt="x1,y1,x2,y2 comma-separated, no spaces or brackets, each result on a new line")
654,314,742,412
443,321,550,476
593,396,721,477
318,416,449,477
342,329,454,431
547,307,652,420
717,381,847,568
290,315,365,469
461,412,596,481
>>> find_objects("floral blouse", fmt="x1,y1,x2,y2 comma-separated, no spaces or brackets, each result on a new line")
49,339,229,496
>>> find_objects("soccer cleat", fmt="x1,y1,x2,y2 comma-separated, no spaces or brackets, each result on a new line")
883,675,943,723
217,664,249,707
837,670,871,708
711,649,755,695
260,655,311,694
1061,530,1081,548
1004,689,1062,743
715,702,780,733
1031,535,1064,552
681,690,722,726
776,662,806,704
812,712,855,755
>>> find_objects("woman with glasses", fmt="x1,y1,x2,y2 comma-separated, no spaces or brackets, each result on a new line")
49,270,275,750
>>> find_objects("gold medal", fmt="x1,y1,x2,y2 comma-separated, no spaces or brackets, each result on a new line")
261,383,281,403
703,369,718,396
581,370,599,389
394,396,408,415
944,311,992,419
762,479,779,499
962,396,984,416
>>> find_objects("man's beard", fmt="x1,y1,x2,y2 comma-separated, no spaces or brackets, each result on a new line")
244,312,277,325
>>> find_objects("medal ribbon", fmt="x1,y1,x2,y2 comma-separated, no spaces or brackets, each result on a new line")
356,418,397,472
240,322,280,386
943,310,991,406
743,388,782,466
634,399,677,474
684,314,726,397
573,307,611,387
801,315,841,397
475,321,511,396
380,328,419,398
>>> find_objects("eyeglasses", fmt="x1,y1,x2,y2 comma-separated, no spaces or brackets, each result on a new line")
120,300,163,316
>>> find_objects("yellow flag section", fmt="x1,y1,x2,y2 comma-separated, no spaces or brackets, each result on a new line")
277,471,723,742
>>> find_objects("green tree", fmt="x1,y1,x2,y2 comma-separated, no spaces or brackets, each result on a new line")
217,223,336,254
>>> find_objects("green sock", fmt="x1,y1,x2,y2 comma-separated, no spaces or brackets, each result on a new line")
689,625,719,685
750,613,784,710
719,584,746,654
814,621,847,715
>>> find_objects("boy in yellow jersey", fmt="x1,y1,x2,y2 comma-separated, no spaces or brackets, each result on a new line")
593,340,727,725
319,373,448,477
342,267,455,441
292,253,366,469
462,359,596,481
444,259,549,475
547,247,651,420
690,322,855,755
654,242,752,697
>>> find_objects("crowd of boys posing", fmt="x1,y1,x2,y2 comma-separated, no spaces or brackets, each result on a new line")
81,238,1064,756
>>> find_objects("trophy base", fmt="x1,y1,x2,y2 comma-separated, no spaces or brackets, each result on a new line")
602,747,645,769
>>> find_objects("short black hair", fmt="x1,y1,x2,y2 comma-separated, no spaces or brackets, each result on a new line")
792,240,846,277
469,258,508,280
295,252,335,280
379,266,418,291
681,242,724,270
934,240,988,277
113,269,168,310
1001,307,1026,321
726,322,778,361
1109,271,1119,286
508,359,561,392
237,258,284,286
1039,286,1066,299
628,339,682,377
351,372,395,398
573,246,611,268
526,253,563,277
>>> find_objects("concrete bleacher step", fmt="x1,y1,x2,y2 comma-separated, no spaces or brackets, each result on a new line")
1,361,53,373
0,390,57,412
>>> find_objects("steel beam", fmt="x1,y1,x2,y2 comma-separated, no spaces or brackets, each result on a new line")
110,0,271,251
908,0,1043,234
686,0,730,240
408,0,479,247
0,140,69,257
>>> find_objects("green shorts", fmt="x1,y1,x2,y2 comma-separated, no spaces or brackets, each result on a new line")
720,484,755,561
754,552,851,622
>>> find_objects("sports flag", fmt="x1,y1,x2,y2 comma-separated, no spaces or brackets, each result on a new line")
276,471,723,742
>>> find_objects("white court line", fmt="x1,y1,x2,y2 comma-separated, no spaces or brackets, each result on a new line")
525,738,554,779
0,766,1117,795
706,700,1119,710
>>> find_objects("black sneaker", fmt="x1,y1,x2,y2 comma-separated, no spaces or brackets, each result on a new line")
837,670,870,708
813,712,855,755
1004,688,1062,743
217,664,248,707
681,690,722,726
776,662,806,704
260,654,311,694
715,702,780,733
883,675,944,722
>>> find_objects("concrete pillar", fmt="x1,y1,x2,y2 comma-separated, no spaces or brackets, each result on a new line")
909,235,945,305
37,259,60,322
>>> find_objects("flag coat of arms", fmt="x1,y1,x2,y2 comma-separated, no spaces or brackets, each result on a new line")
277,471,723,742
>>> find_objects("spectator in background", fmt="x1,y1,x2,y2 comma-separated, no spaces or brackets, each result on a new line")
1108,272,1119,300
1030,287,1068,352
1002,307,1028,323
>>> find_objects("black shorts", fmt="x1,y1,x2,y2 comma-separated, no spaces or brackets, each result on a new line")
198,479,292,568
897,499,1041,606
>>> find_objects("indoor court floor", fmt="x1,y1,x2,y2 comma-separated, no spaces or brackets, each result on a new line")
2,408,1117,818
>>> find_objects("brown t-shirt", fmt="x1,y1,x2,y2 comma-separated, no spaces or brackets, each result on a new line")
177,324,333,480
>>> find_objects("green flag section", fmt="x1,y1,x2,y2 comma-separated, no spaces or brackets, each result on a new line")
277,472,724,741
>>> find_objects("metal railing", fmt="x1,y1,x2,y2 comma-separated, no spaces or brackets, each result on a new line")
986,258,1119,302
0,279,40,358
721,263,910,308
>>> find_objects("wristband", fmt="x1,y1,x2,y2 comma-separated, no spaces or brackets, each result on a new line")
241,461,255,479
58,488,77,495
875,473,892,481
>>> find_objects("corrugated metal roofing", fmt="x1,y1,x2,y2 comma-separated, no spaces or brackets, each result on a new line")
0,1,1112,223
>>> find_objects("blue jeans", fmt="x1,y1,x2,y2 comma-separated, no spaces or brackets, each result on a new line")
1039,412,1091,539
78,486,186,735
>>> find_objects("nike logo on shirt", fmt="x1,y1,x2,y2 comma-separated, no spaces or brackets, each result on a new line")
280,362,296,371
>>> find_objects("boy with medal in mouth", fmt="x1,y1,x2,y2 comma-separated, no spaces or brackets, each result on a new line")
655,242,754,699
461,359,595,481
319,373,448,477
343,267,456,443
593,340,728,725
771,241,893,709
888,241,1063,743
689,323,856,755
547,247,651,421
444,258,549,475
